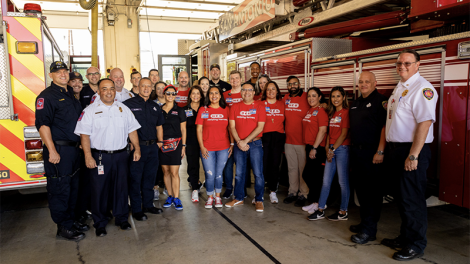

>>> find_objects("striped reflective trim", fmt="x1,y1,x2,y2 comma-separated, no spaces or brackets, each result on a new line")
0,144,29,181
7,33,45,82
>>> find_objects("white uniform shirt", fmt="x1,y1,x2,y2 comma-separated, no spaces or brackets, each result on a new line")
74,101,141,151
386,72,438,143
89,88,133,105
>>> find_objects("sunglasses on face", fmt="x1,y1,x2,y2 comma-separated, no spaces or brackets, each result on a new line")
165,92,177,96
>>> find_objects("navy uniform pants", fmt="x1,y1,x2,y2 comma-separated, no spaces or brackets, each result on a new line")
387,143,431,254
75,151,91,219
350,146,384,237
44,144,80,230
90,150,129,228
129,144,159,213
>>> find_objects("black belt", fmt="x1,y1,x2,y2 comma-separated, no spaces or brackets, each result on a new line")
139,140,157,146
54,140,80,147
91,147,127,154
387,142,412,150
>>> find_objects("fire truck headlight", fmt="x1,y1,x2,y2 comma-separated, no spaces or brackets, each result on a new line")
26,151,43,162
16,41,38,54
24,127,40,138
26,163,44,174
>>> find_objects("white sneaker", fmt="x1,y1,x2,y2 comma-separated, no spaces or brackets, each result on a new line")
269,192,278,204
309,204,326,214
163,188,168,196
215,196,223,208
205,196,214,209
191,190,199,202
153,188,160,200
307,203,319,214
252,198,256,205
302,202,316,212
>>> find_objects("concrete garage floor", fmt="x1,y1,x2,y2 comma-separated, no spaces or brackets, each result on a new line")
0,163,469,264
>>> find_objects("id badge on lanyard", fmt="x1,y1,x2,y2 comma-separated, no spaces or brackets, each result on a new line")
265,102,270,112
98,154,104,175
201,106,209,119
185,109,193,117
285,99,291,105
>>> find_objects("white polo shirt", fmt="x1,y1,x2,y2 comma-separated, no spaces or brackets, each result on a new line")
386,72,438,143
89,88,133,105
74,101,141,151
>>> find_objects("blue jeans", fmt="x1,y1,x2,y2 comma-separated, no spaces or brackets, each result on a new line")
223,155,234,190
201,148,230,196
318,145,350,211
233,140,264,201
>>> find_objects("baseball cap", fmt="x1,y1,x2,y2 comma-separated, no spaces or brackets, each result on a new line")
210,64,220,70
50,61,68,73
69,71,83,81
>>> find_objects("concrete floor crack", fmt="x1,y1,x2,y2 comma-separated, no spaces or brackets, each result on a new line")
418,257,439,264
76,241,86,264
271,206,305,215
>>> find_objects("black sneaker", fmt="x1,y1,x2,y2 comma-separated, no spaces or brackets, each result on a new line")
283,194,298,204
294,195,306,207
222,189,232,199
307,210,325,221
56,226,86,241
327,211,349,221
72,221,90,232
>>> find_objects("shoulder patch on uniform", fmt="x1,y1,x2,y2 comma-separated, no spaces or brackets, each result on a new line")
422,88,434,100
90,95,96,104
78,111,84,121
382,101,388,109
36,98,44,110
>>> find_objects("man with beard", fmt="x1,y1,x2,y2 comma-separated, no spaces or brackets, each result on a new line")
209,64,231,92
283,76,310,207
69,72,83,99
80,66,100,108
176,71,190,107
130,71,142,96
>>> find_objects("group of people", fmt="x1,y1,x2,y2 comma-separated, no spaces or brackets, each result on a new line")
36,48,436,261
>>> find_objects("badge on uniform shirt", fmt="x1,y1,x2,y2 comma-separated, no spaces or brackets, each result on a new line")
98,165,104,175
265,106,270,112
201,113,209,119
226,98,233,103
83,95,90,98
129,93,133,97
171,111,178,115
336,116,342,123
90,96,96,104
185,110,193,117
422,88,434,100
402,90,409,97
312,110,318,116
36,98,44,110
78,111,84,121
131,108,142,111
382,101,388,110
59,98,65,101
250,109,256,114
366,103,371,107
285,99,291,105
119,107,122,112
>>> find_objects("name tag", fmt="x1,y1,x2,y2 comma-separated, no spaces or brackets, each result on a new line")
285,99,290,105
131,108,142,111
312,110,318,116
226,98,232,103
185,110,193,117
98,165,104,175
201,113,209,119
83,95,90,98
250,109,256,114
171,111,178,115
265,107,270,112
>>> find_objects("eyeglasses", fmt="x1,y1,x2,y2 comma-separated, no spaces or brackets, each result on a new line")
287,82,299,87
395,62,417,67
165,92,177,96
241,89,254,92
87,72,100,76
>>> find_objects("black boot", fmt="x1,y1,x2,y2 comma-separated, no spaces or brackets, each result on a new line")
56,225,85,242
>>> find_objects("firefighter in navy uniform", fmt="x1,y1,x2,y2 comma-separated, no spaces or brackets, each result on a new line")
382,49,438,261
80,66,101,109
123,78,165,221
35,61,88,241
348,71,387,244
74,78,141,237
209,64,231,92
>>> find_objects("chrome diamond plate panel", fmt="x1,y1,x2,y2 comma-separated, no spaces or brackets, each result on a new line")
0,43,11,119
311,38,352,61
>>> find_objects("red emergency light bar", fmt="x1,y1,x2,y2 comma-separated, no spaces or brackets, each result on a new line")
23,3,42,14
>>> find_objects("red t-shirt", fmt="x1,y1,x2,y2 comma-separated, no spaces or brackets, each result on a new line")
329,108,350,145
176,89,189,107
223,90,243,107
302,106,328,146
262,100,285,134
195,106,230,151
283,92,309,145
254,94,262,101
229,101,267,139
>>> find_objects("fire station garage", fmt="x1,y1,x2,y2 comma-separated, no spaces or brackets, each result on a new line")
0,0,469,263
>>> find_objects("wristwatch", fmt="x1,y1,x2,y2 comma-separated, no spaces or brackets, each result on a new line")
329,147,335,152
409,155,418,161
377,150,384,155
312,146,317,151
